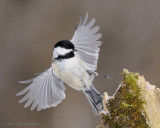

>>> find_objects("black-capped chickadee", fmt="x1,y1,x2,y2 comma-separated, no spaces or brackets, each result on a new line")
17,13,103,116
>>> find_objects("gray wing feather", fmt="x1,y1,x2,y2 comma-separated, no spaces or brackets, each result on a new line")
16,67,66,111
18,78,35,84
71,13,102,71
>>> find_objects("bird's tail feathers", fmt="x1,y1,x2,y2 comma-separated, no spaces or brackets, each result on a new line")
83,86,103,116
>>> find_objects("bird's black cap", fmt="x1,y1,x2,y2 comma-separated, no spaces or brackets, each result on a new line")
54,40,75,50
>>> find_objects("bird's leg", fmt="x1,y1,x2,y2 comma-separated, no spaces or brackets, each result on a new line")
80,80,86,88
87,70,112,79
87,70,98,76
97,73,112,79
86,70,97,82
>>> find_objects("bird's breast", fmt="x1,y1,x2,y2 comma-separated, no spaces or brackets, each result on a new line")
52,57,92,90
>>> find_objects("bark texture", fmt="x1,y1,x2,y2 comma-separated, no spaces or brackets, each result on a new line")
97,69,160,128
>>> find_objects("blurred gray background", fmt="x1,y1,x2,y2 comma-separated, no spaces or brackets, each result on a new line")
0,0,160,128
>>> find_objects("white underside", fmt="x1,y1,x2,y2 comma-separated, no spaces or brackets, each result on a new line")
52,53,94,91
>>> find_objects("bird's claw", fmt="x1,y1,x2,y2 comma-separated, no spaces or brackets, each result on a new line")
104,74,112,79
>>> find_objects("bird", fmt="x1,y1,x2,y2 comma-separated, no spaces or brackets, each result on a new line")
16,13,103,116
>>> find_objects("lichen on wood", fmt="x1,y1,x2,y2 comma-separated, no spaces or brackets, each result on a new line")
98,69,160,128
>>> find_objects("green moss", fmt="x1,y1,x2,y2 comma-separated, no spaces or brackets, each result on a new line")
100,69,150,128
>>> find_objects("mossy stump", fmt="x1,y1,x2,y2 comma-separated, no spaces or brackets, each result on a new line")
98,69,160,128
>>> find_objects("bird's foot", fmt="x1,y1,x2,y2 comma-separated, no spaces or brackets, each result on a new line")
98,73,112,79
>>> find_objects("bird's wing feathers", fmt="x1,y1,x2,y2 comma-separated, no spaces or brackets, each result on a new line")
70,13,102,71
16,67,66,111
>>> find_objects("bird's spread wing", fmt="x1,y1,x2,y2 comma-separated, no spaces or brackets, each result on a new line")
16,67,66,111
70,13,102,71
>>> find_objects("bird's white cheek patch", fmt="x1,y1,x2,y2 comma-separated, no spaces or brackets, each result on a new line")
53,47,72,58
